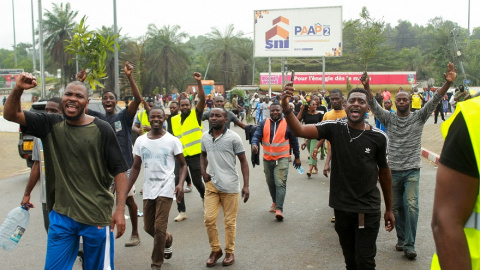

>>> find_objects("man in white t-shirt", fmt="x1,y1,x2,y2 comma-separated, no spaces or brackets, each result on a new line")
128,106,188,270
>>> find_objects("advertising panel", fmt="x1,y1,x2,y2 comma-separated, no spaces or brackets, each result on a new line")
259,72,416,85
254,6,342,57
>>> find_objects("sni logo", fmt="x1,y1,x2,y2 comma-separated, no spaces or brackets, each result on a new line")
265,16,289,50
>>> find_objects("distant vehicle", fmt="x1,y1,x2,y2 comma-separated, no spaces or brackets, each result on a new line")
18,99,121,168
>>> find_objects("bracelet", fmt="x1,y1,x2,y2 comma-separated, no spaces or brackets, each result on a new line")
283,108,292,115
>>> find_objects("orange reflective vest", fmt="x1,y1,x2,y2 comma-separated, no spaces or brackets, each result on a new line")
262,118,290,161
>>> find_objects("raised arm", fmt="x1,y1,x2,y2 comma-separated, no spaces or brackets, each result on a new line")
194,72,205,113
436,62,456,97
4,73,37,126
280,83,319,139
361,73,391,123
125,61,142,116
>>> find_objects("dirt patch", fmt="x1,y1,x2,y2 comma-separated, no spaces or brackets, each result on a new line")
0,132,30,179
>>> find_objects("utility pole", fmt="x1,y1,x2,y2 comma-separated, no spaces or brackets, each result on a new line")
113,0,120,99
38,0,46,98
30,0,36,72
12,0,17,66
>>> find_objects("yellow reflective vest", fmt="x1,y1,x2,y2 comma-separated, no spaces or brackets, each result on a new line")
171,110,202,157
431,96,480,269
137,110,150,127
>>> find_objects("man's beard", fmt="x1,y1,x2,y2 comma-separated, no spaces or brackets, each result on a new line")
63,107,84,122
212,123,224,130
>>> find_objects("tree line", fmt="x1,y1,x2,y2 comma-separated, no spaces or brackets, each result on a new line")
1,3,479,97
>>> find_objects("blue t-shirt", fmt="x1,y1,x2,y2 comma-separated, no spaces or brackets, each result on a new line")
88,109,134,167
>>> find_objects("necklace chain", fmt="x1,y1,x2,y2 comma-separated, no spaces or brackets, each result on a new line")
347,123,366,142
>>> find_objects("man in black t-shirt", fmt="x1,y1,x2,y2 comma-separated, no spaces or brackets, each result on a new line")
82,62,143,247
4,74,128,269
281,86,395,269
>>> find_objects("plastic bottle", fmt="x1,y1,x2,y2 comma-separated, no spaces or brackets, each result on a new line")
297,166,305,175
0,206,30,250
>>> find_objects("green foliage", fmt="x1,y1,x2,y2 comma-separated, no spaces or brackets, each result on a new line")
229,88,246,101
65,16,118,90
352,7,386,70
346,77,352,92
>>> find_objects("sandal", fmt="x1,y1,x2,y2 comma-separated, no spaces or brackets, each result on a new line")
312,168,318,174
184,185,193,193
164,233,173,259
307,170,312,178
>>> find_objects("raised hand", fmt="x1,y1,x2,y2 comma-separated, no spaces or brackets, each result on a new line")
360,71,369,86
76,70,87,82
193,72,202,82
443,62,456,83
281,83,294,109
124,61,133,76
15,73,37,90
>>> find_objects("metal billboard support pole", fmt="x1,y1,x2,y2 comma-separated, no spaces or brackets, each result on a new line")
322,56,326,91
12,0,17,66
30,0,36,72
268,57,271,97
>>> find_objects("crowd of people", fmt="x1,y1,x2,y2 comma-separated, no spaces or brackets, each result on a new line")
3,61,479,270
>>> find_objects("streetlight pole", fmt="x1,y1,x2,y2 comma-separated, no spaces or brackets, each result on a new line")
38,0,46,98
113,0,120,99
12,0,18,66
30,0,36,72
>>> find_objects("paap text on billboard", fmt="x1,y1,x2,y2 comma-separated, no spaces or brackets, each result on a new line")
254,6,343,58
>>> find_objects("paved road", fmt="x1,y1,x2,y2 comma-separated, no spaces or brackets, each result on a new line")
0,124,440,269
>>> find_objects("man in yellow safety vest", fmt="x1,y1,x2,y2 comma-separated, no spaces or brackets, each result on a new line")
431,96,480,270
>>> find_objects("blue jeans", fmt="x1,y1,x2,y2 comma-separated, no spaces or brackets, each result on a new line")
263,157,289,211
391,169,420,251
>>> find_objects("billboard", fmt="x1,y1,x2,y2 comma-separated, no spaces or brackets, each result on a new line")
254,6,342,57
260,72,416,85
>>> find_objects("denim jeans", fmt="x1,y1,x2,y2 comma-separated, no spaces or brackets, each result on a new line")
391,169,420,251
263,157,289,211
334,210,380,270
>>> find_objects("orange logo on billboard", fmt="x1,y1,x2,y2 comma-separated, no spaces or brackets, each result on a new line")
265,16,289,49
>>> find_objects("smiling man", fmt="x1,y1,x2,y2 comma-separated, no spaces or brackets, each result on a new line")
363,63,456,260
84,61,143,247
4,73,128,270
281,85,394,269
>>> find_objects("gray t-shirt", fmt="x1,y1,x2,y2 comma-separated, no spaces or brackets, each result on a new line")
261,102,271,119
201,128,245,193
32,137,46,204
369,92,443,171
202,110,240,129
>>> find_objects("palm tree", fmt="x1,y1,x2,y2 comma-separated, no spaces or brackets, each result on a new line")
205,24,245,90
43,2,78,87
145,24,189,95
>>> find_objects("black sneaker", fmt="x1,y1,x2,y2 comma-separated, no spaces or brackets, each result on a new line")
395,243,404,251
404,249,417,260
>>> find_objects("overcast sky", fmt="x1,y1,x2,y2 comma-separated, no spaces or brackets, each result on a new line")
1,0,478,51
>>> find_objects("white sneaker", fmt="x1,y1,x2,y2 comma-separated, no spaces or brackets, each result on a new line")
174,212,187,222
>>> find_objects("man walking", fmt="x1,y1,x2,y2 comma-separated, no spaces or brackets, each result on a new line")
5,73,128,270
364,63,457,259
200,107,250,267
281,85,395,269
127,106,188,270
251,102,301,220
84,62,143,247
170,72,206,222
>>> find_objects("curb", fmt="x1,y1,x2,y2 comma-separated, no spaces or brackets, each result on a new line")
421,147,440,165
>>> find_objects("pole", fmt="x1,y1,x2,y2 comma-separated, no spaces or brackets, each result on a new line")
38,0,46,98
322,56,326,91
12,0,17,66
268,57,271,97
30,0,36,72
281,57,284,87
467,0,471,46
113,0,120,99
252,55,255,85
204,62,210,79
